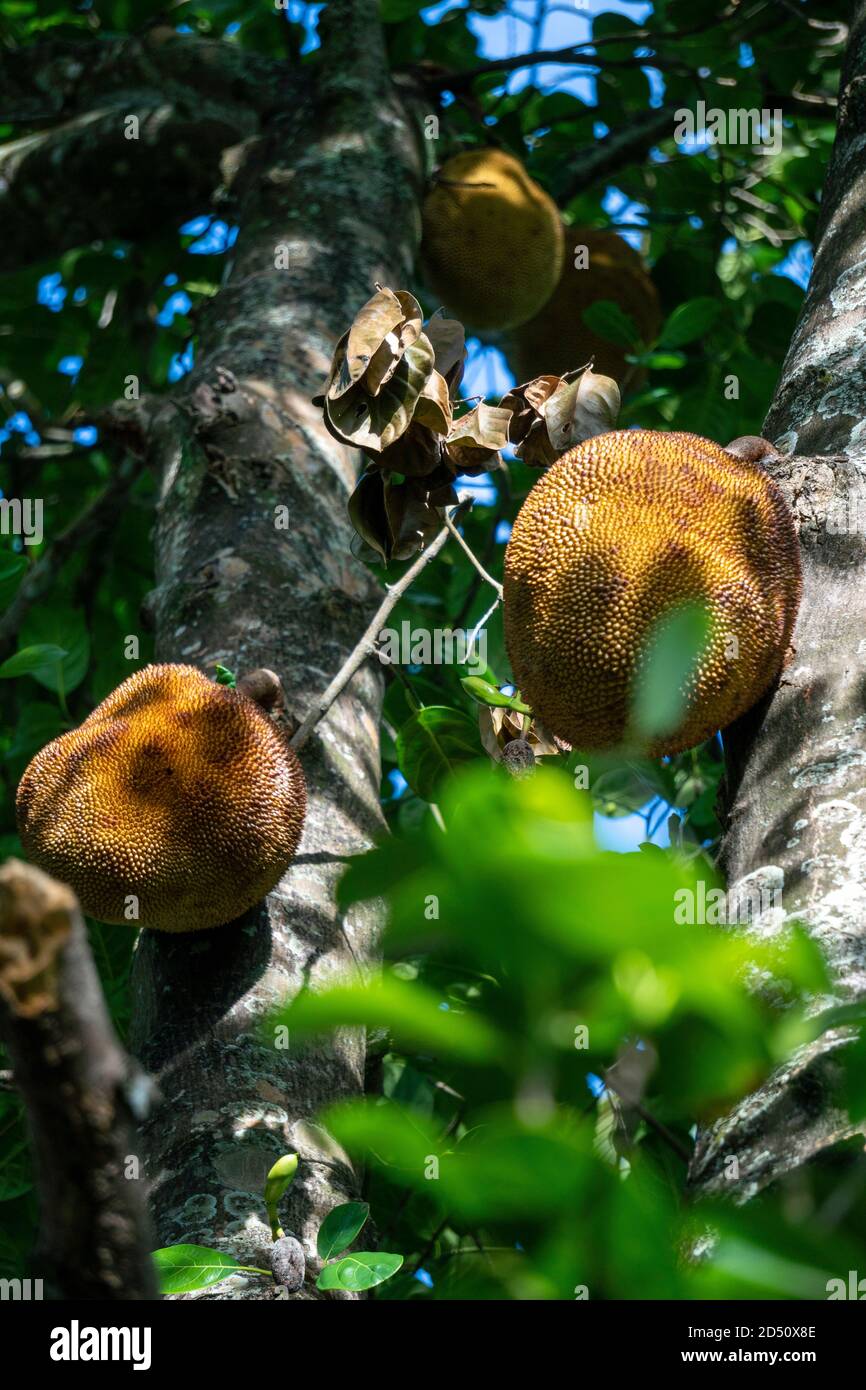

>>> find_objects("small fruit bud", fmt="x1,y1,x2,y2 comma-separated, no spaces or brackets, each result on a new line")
271,1234,305,1293
502,739,536,778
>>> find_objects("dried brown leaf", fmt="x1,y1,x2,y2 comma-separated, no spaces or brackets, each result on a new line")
347,468,390,563
318,330,351,403
513,367,620,467
394,291,424,351
542,368,621,454
414,370,453,435
337,288,406,398
501,375,562,446
445,401,511,472
376,420,443,479
424,311,466,392
363,291,424,396
384,476,442,560
324,333,436,452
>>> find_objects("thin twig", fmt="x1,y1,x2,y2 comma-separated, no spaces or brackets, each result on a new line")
442,510,503,599
605,1081,691,1165
412,1215,451,1274
290,501,471,751
467,590,502,659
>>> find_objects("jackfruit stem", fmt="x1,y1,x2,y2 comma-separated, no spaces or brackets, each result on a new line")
237,668,284,714
291,500,472,751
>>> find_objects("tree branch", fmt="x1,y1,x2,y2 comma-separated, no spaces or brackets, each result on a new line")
558,106,676,201
0,103,254,272
441,508,503,600
0,860,159,1300
0,32,304,271
0,30,292,126
291,501,471,752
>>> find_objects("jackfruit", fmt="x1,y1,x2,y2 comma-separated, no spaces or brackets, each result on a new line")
503,430,801,756
15,664,306,932
420,149,564,332
504,227,661,384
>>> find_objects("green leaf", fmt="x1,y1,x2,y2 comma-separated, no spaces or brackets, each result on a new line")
316,1251,403,1292
183,280,219,297
630,603,712,743
581,300,641,348
0,645,68,680
0,1096,32,1202
3,702,66,775
317,1201,370,1260
19,605,90,695
708,1237,832,1300
0,554,26,606
396,705,478,801
264,1152,299,1239
591,765,654,818
269,974,506,1062
630,350,687,370
658,297,720,348
152,1244,271,1294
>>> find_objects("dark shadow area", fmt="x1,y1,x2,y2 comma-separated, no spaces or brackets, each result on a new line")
129,900,273,1070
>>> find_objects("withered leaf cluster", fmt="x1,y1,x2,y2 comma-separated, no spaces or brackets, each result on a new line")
502,367,621,469
314,287,621,562
314,286,508,563
478,705,565,764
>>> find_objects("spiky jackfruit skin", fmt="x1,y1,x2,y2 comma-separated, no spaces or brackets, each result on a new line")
421,149,564,332
505,227,661,383
16,664,306,932
503,430,801,757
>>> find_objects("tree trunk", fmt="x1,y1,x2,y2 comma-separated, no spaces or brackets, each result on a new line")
691,4,866,1198
126,1,425,1298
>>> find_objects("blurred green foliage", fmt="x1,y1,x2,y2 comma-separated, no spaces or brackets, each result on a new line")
271,765,866,1299
0,0,860,1300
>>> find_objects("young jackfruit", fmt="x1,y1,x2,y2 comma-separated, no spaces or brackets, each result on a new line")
503,430,801,757
15,664,306,932
504,227,661,384
420,149,564,332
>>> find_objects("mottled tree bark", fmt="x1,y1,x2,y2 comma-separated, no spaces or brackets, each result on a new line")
691,5,866,1198
125,2,426,1298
